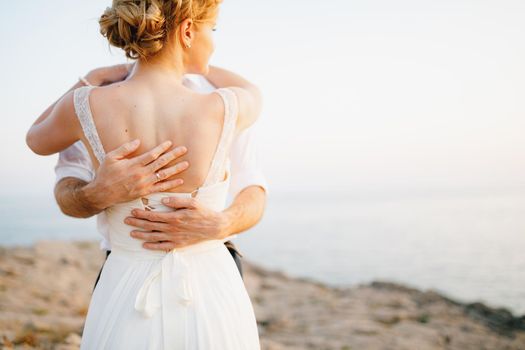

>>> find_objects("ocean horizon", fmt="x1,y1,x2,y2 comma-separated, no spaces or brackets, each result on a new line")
1,188,524,315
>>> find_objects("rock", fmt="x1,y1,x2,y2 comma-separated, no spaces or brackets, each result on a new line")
464,302,525,335
372,309,401,325
1,240,525,349
64,333,81,345
353,320,382,335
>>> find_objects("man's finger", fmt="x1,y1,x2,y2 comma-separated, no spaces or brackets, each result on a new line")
133,141,173,166
154,160,189,181
147,146,188,173
130,209,173,223
107,139,141,160
150,179,184,193
161,197,198,210
124,217,170,231
143,241,180,251
130,230,170,243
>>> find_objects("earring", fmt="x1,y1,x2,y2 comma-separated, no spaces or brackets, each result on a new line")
186,43,192,49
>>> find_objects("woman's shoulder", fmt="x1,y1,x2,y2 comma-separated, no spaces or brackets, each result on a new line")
189,89,228,120
87,81,142,116
88,81,130,104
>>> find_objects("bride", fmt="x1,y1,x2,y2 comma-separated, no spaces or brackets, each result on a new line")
26,0,262,348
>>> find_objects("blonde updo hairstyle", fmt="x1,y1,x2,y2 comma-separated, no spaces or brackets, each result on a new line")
99,0,220,60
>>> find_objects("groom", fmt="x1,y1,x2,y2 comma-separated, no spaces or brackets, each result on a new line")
52,64,268,289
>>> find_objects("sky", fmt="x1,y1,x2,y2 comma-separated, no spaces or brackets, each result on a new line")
1,0,524,196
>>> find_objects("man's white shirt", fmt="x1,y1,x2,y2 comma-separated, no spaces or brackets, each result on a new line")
55,75,268,251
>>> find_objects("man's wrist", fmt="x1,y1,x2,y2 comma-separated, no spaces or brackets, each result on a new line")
78,181,108,214
217,210,234,240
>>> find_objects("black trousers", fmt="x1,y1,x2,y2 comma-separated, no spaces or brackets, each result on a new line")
93,240,243,292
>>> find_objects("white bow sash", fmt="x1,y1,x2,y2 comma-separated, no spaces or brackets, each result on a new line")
134,251,193,349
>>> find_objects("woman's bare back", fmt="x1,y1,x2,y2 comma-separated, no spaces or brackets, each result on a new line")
85,78,236,193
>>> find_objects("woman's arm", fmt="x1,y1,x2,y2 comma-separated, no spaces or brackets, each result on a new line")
26,88,81,155
32,80,85,128
29,64,131,139
205,66,262,131
26,64,132,155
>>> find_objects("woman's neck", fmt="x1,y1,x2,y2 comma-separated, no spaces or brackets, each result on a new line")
128,50,186,86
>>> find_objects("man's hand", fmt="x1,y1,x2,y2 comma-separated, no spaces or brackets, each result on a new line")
123,186,266,251
85,63,134,86
80,140,190,212
124,197,230,251
56,139,190,218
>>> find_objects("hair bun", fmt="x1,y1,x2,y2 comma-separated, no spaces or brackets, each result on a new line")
99,0,167,59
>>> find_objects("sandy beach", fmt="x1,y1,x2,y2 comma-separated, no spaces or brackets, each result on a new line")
0,240,524,350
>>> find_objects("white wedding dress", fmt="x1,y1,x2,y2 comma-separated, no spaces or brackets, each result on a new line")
73,85,261,349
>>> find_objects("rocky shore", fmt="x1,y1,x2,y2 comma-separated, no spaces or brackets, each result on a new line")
0,241,524,349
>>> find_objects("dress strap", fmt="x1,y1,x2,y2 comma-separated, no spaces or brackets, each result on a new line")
201,88,239,188
73,86,106,165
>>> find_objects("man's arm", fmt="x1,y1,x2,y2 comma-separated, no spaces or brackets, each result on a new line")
54,140,189,218
125,125,269,251
219,185,267,237
54,70,268,251
125,185,266,251
55,177,97,218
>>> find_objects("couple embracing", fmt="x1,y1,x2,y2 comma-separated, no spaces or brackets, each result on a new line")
27,0,267,348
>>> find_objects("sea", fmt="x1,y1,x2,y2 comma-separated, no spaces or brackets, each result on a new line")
1,189,524,315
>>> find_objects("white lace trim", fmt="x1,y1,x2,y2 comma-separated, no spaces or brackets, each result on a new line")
202,88,239,187
73,86,106,164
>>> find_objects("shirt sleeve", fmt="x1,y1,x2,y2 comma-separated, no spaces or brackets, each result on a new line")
227,124,269,200
54,141,94,184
